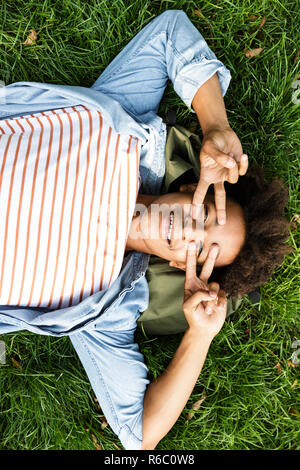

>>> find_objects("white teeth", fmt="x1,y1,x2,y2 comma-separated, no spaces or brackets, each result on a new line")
167,212,174,242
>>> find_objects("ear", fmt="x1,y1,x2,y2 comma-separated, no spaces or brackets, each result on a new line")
179,183,198,193
169,260,186,271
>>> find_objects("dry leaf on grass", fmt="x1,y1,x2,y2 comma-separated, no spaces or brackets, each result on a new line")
91,433,102,450
294,50,300,63
22,29,37,46
274,362,282,374
99,417,109,430
289,408,300,417
245,48,263,58
112,442,121,450
11,357,22,369
287,359,299,368
193,9,203,18
186,392,207,420
291,380,298,389
94,396,102,410
258,16,266,29
248,14,266,29
291,214,300,231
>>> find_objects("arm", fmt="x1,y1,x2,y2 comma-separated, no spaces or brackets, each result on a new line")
190,73,248,223
141,327,212,449
192,72,230,135
141,243,226,450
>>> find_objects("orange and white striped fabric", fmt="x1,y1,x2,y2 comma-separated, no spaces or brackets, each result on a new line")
0,105,140,309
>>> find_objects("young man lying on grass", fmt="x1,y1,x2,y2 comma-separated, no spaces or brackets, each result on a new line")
0,10,290,449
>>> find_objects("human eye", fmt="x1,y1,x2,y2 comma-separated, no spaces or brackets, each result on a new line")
198,241,203,257
204,204,208,222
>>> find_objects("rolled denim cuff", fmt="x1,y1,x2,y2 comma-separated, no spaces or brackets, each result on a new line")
119,422,143,450
173,57,232,112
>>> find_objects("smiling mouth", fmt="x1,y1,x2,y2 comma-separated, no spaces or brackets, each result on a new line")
166,205,208,249
167,211,174,245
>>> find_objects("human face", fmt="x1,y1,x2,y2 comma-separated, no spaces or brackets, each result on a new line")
136,189,246,269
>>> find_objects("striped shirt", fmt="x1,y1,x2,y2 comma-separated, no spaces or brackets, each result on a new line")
0,105,140,309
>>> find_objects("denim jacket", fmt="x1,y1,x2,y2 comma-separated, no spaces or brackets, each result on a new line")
0,10,231,449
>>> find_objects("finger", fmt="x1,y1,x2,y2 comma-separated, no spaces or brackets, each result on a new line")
214,182,226,225
192,179,210,220
204,297,218,315
208,282,220,297
204,282,220,315
217,289,227,301
199,244,219,283
184,242,198,291
206,288,227,316
183,289,214,313
204,142,237,169
217,290,227,310
227,162,239,184
218,298,227,310
238,154,248,176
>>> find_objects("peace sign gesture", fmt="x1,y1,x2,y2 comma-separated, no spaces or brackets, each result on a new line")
183,242,227,339
192,126,248,224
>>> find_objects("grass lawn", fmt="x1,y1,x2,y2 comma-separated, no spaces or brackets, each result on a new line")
0,0,299,450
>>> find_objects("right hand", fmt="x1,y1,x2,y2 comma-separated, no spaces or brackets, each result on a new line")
183,242,227,339
192,126,248,224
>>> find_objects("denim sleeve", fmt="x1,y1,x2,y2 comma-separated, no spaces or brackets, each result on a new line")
70,326,149,450
91,10,231,116
165,10,232,110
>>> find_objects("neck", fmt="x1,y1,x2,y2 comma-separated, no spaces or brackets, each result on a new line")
125,194,158,254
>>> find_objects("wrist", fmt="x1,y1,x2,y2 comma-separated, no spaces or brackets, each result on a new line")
185,326,214,348
199,120,232,138
191,73,230,136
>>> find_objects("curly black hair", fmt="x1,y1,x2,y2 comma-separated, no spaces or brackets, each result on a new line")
209,165,292,297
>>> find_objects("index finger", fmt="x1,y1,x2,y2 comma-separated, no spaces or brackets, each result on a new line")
238,154,248,176
192,178,210,220
184,242,198,288
199,244,219,283
214,182,226,225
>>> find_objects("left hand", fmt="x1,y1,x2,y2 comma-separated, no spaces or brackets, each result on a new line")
192,126,248,224
183,242,227,339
